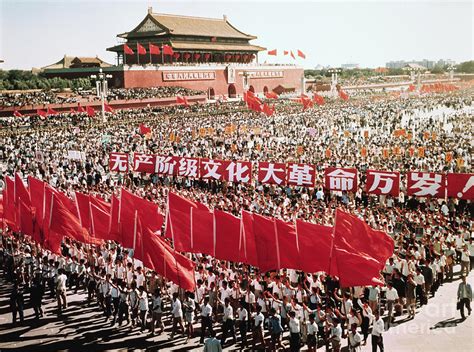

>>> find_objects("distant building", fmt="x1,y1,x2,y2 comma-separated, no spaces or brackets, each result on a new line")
386,59,455,69
42,55,113,70
341,63,359,69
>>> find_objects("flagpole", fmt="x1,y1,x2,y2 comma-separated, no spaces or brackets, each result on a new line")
161,45,164,65
328,208,338,275
149,43,152,65
137,44,140,65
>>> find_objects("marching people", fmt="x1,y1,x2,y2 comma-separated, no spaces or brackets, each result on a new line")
457,275,472,320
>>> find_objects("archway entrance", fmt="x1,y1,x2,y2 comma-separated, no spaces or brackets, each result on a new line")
249,85,255,93
228,84,236,98
208,87,215,99
263,86,268,94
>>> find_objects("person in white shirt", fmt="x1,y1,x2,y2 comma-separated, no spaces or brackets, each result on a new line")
306,313,318,352
183,291,196,341
200,297,214,344
110,278,120,325
348,322,362,352
221,298,236,345
150,288,163,336
236,301,248,347
385,282,399,326
252,305,265,350
371,311,384,352
414,268,426,305
329,319,342,352
460,244,471,276
56,268,68,314
171,292,184,338
138,286,148,332
288,310,301,352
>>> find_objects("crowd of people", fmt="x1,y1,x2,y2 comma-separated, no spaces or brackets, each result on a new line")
1,87,473,351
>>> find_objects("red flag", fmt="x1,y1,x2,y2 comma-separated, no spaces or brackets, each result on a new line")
290,51,296,59
14,174,31,207
253,213,279,272
165,192,196,251
86,106,95,117
295,220,335,274
47,107,58,115
274,219,299,270
119,188,163,249
104,103,114,113
262,103,275,117
149,43,160,55
108,194,121,242
77,104,86,113
214,209,241,262
138,225,195,292
190,202,214,255
239,211,259,267
49,193,100,246
3,177,17,230
90,203,111,241
123,44,134,55
137,43,147,55
162,44,174,55
297,50,306,59
28,176,45,227
90,195,111,213
334,209,394,267
265,91,279,99
37,109,47,117
283,50,289,55
339,90,349,101
267,49,277,56
139,123,151,135
313,94,325,106
75,191,91,231
13,110,23,117
176,96,189,106
19,200,35,238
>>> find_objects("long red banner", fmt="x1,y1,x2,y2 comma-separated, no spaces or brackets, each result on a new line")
109,153,473,200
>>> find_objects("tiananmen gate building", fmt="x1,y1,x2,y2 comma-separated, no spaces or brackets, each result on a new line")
42,8,304,98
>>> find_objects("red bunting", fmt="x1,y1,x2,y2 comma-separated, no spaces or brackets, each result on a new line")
123,44,134,55
149,43,160,55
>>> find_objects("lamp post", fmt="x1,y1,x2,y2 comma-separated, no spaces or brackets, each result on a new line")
328,68,342,97
90,68,112,123
447,65,455,82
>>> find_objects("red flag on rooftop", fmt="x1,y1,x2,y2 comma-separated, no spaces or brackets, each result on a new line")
139,123,151,135
137,43,147,55
265,91,279,99
267,49,277,56
297,50,306,59
290,51,296,59
13,110,23,117
123,44,134,55
283,50,289,55
339,90,349,101
162,44,174,55
37,109,47,117
47,107,58,115
149,43,160,55
176,95,189,106
104,103,114,113
86,106,95,117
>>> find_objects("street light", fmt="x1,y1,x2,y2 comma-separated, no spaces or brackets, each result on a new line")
327,68,342,97
90,68,112,123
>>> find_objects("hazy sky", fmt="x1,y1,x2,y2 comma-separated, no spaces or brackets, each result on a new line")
0,0,472,70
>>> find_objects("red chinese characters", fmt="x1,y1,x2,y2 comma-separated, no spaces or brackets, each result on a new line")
407,172,446,198
286,163,316,187
109,153,129,172
133,153,155,173
258,162,287,185
366,170,400,196
324,167,358,192
447,173,474,200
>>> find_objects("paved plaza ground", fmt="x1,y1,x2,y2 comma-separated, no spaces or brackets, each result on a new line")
0,267,472,351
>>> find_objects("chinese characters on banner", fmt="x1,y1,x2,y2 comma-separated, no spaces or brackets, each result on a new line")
108,153,473,200
324,167,358,192
407,172,446,198
366,170,400,196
